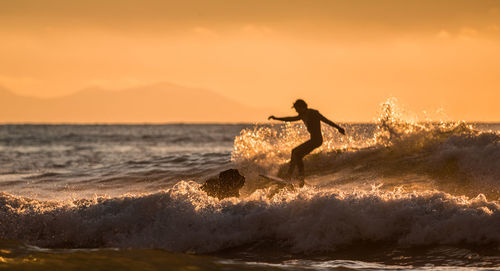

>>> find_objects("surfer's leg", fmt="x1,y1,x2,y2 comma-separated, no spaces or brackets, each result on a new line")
288,143,306,178
290,144,305,171
286,157,296,178
291,141,318,187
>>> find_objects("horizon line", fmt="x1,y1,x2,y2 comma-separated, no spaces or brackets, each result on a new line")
1,120,499,125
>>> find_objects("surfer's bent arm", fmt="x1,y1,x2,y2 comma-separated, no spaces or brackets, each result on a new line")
268,115,301,122
319,113,345,134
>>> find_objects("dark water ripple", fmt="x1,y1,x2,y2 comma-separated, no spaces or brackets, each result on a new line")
0,124,252,197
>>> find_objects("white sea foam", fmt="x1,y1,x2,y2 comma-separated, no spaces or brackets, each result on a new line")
1,182,499,253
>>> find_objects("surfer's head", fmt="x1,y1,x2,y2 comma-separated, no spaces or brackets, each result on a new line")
293,99,308,114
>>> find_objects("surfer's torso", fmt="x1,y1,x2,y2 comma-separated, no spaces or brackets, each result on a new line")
299,109,323,143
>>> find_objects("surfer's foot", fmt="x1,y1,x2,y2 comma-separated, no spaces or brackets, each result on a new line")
298,176,305,188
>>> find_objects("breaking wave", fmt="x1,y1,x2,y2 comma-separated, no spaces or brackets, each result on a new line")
232,98,500,197
1,182,499,253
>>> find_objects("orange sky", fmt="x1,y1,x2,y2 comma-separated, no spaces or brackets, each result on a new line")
1,0,499,122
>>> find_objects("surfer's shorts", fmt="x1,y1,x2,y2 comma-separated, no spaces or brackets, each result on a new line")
291,139,322,161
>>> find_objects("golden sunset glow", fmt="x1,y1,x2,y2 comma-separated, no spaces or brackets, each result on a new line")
1,0,499,122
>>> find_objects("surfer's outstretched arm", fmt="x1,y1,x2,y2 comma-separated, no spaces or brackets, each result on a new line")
318,113,345,135
268,115,301,122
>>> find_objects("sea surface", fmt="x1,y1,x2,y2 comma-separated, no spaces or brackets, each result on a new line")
1,102,500,270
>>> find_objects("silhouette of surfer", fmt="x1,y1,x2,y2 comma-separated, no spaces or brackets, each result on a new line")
268,99,345,187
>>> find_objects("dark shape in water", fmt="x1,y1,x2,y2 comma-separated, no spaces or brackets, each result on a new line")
201,169,245,199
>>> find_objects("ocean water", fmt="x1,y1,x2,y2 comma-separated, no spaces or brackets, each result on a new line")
1,103,500,270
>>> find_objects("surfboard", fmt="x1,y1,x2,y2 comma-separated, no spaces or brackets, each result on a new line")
259,174,295,189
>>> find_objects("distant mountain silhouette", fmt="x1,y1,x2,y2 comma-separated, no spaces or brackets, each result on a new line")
0,83,268,123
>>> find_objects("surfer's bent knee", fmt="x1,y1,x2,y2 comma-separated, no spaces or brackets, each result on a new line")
291,148,300,162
